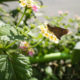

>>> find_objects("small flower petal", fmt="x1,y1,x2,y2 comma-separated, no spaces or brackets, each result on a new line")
28,48,34,56
19,41,29,51
58,10,63,15
49,34,59,43
44,32,50,38
19,1,27,7
32,5,38,12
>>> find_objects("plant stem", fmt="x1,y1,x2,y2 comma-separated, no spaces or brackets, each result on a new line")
30,52,71,63
5,40,17,49
30,38,44,48
0,0,17,2
16,8,26,28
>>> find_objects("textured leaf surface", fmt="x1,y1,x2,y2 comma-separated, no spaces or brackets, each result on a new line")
0,24,17,36
0,54,32,80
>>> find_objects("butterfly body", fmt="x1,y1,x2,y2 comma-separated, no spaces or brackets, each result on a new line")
47,24,68,39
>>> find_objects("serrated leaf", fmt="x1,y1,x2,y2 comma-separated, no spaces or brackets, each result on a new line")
0,54,32,80
0,24,18,36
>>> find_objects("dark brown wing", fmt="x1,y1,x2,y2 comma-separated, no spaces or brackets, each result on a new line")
47,24,68,39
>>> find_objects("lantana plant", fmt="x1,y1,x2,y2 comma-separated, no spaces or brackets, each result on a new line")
0,0,80,80
19,0,40,12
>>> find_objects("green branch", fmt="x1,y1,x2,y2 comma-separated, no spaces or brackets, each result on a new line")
0,0,17,3
5,40,17,49
30,52,71,63
16,7,26,28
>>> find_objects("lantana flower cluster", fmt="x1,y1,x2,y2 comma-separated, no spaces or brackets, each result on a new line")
39,24,59,43
75,15,80,21
19,41,35,56
19,0,40,12
58,10,69,15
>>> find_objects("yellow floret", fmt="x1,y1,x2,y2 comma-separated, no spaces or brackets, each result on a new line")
49,35,54,40
40,25,45,30
20,1,26,7
44,33,49,37
41,29,45,33
24,42,29,47
53,37,59,43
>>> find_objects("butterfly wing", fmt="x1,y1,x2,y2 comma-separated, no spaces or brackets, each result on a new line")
47,24,68,39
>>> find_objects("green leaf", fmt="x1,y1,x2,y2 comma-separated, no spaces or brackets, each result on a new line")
45,66,53,76
72,50,80,64
29,77,38,80
0,8,14,25
0,54,32,80
0,24,17,36
68,18,74,23
45,66,59,80
0,55,13,80
74,42,80,50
